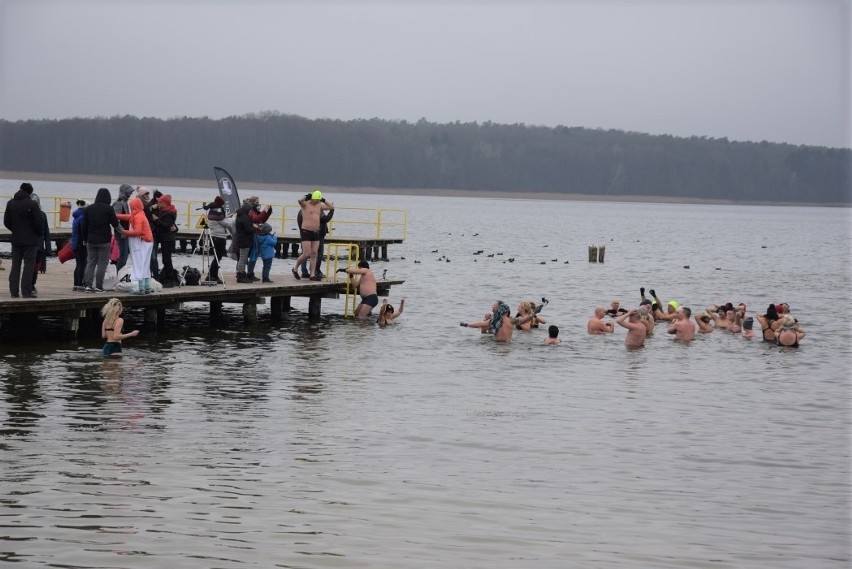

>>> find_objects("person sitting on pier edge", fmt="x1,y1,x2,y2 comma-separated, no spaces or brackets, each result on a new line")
233,202,256,283
339,260,378,318
293,190,334,281
82,187,122,293
203,196,232,284
297,192,335,278
3,182,44,298
244,196,272,282
71,200,87,291
29,193,51,295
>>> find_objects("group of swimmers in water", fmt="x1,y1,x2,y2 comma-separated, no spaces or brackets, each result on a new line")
461,288,805,348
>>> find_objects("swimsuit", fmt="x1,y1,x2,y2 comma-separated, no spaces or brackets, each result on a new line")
102,342,122,357
299,228,320,241
776,330,799,348
360,293,379,308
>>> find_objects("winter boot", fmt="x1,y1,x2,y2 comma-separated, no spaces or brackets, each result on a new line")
236,272,251,284
247,272,260,282
144,277,153,293
135,280,146,295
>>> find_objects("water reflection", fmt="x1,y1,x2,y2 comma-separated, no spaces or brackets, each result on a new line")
0,360,45,439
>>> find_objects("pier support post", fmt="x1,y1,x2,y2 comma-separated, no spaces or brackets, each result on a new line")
308,295,322,320
290,243,300,258
381,245,389,261
243,303,258,324
210,301,222,321
144,308,159,329
588,246,598,263
63,310,86,339
597,245,606,263
270,297,283,322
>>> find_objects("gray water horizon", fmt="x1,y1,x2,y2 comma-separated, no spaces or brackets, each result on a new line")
1,178,850,568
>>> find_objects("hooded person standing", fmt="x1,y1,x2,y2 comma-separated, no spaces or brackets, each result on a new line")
117,197,154,294
203,196,233,284
150,194,178,286
29,193,51,294
233,202,256,284
3,182,44,298
81,188,122,293
70,199,88,291
112,183,134,270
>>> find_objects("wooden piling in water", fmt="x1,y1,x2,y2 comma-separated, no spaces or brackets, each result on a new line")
588,246,598,263
598,245,606,263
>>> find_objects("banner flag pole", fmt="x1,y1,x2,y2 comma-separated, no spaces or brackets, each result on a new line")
213,166,241,217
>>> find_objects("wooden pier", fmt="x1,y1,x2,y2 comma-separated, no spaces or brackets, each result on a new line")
0,229,404,262
0,261,403,338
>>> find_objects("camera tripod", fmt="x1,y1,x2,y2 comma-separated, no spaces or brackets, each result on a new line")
182,212,226,289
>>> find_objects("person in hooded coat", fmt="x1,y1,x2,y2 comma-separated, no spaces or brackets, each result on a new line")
117,197,155,294
112,183,134,271
151,194,178,286
3,182,44,298
81,187,122,292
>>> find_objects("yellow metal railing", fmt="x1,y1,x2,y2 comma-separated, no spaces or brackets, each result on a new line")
2,196,408,242
327,243,361,318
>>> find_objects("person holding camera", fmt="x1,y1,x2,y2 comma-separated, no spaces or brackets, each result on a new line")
203,196,233,284
293,190,334,281
150,194,178,286
243,196,272,282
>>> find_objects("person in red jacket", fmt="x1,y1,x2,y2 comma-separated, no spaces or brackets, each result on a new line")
117,197,155,294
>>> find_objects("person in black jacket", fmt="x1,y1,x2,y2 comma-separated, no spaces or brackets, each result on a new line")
29,194,52,294
233,203,256,283
3,182,44,298
150,194,178,286
81,188,122,293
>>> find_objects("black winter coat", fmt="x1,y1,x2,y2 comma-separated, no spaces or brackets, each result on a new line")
81,188,120,245
3,190,44,246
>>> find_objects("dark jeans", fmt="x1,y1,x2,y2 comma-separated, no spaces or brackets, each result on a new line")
261,257,273,280
209,236,227,280
9,243,37,297
150,238,160,279
74,246,88,287
299,239,325,277
115,234,129,271
159,239,175,281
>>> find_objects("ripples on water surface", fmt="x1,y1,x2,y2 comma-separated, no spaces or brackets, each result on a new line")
1,180,850,567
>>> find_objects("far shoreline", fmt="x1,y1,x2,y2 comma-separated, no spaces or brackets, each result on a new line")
1,170,847,208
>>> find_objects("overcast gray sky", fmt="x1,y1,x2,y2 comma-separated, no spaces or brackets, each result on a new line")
1,0,849,148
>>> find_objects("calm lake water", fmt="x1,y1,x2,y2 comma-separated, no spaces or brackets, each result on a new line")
1,179,850,568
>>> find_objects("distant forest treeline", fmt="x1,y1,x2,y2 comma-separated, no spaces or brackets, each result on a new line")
1,113,849,203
